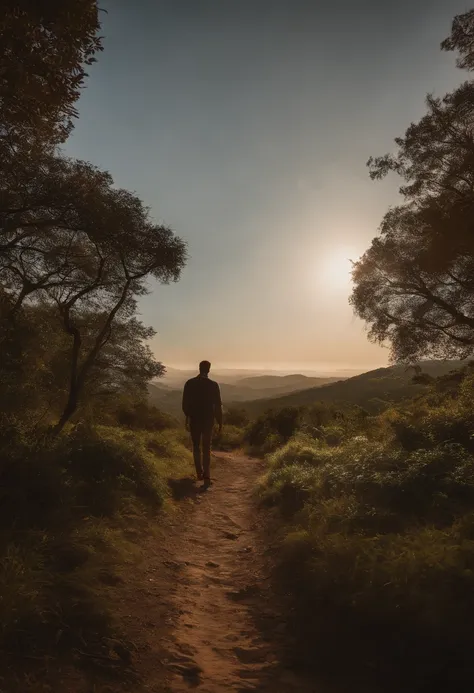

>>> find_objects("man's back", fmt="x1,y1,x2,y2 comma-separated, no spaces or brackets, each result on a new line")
182,374,222,422
183,361,222,485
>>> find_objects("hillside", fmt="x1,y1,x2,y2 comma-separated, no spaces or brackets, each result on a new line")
148,384,183,419
160,367,319,389
149,374,342,418
236,374,340,391
239,360,467,415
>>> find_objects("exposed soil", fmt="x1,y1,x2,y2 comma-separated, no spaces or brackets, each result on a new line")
118,452,319,693
13,453,325,693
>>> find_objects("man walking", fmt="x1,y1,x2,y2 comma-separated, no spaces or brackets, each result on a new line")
182,360,222,486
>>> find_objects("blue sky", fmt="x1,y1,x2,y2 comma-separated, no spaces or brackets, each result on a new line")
65,0,467,372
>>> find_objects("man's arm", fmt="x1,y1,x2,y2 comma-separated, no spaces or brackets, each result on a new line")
182,381,190,429
214,383,223,430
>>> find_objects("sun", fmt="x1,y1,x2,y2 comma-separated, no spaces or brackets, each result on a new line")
318,249,354,291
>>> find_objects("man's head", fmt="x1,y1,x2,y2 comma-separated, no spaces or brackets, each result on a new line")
199,360,211,375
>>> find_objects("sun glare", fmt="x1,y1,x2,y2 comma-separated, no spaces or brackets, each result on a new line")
318,249,354,292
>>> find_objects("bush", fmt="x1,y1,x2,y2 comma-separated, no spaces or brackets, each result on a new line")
223,407,249,428
215,424,244,451
266,436,474,529
391,405,474,453
64,426,167,513
114,401,178,431
280,521,474,690
244,406,301,455
245,403,370,457
0,422,193,682
268,437,326,469
320,424,345,446
0,536,113,664
260,371,474,690
0,426,172,529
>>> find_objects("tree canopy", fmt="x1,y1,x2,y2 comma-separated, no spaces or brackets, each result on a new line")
0,153,186,431
0,1,187,433
442,8,474,70
351,9,474,363
0,6,188,688
0,0,102,147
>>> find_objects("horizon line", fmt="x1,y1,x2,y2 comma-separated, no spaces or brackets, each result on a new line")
162,361,388,373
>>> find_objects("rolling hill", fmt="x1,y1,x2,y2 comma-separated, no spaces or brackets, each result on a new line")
238,360,467,415
236,374,340,392
160,368,342,390
148,373,342,418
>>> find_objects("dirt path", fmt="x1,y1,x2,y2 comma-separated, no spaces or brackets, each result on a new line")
53,453,322,693
127,452,315,693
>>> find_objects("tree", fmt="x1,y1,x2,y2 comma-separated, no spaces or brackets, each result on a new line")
0,155,114,318
442,8,474,70
0,152,187,432
85,316,165,402
0,1,186,435
0,0,102,147
0,1,105,335
223,407,249,428
0,302,168,432
350,11,474,363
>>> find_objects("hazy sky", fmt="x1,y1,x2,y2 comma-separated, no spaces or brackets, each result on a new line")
65,0,466,372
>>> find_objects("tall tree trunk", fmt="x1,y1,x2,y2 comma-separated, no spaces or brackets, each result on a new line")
52,384,79,435
52,306,82,435
52,277,132,435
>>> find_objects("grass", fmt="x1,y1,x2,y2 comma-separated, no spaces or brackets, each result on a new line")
214,424,245,452
258,368,474,691
0,422,193,690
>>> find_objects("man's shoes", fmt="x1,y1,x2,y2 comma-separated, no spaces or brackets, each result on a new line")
203,477,212,488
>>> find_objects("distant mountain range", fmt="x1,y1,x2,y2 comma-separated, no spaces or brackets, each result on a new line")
236,374,338,390
239,360,467,415
159,367,346,389
148,373,342,419
149,360,467,421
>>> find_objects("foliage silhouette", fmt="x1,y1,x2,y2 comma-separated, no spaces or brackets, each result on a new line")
260,364,474,691
351,8,474,362
0,153,186,432
0,0,102,147
0,3,191,689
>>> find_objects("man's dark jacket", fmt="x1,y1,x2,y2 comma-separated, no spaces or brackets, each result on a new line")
182,375,222,424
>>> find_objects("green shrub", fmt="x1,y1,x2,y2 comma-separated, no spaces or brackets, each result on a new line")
0,537,113,663
215,424,244,451
0,422,192,683
267,437,474,530
115,401,178,431
391,405,474,453
260,432,284,455
244,406,301,455
223,407,249,428
261,463,317,516
320,424,345,446
261,372,474,690
245,403,372,457
268,437,326,469
0,425,174,529
283,522,474,690
64,426,166,513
